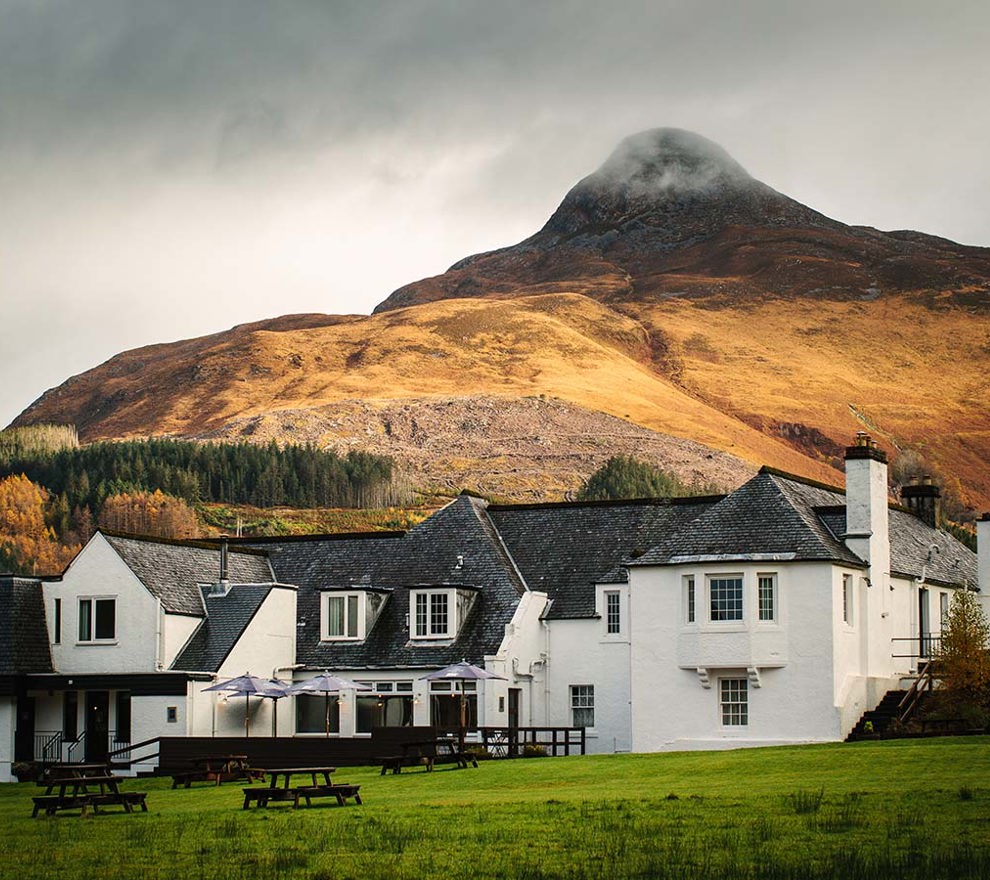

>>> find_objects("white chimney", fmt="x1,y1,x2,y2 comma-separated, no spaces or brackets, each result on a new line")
843,432,890,580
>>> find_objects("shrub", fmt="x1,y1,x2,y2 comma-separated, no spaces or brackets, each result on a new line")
522,744,548,758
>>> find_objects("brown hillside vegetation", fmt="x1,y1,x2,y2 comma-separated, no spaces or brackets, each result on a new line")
12,128,990,507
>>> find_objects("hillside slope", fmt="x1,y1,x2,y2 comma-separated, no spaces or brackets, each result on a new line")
13,128,990,506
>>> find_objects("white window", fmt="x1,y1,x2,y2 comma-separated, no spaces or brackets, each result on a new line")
709,576,743,621
842,574,854,625
720,678,748,726
757,574,777,622
605,590,621,634
411,590,450,638
323,593,363,640
684,575,696,623
570,685,595,728
78,597,115,642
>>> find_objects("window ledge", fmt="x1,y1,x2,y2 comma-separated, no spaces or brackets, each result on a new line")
76,640,118,646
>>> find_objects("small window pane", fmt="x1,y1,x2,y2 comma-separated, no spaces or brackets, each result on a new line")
606,591,621,634
720,679,748,726
710,577,743,621
346,594,359,637
415,593,428,636
430,593,448,635
326,596,343,636
758,575,776,622
570,685,595,728
94,599,115,640
78,599,92,641
686,576,695,623
842,575,853,625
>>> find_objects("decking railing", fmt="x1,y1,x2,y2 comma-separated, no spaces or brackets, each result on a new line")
32,731,63,766
891,635,942,662
478,726,586,758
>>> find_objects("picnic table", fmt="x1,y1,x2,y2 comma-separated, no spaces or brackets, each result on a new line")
379,738,479,775
33,764,148,817
242,767,362,809
170,754,266,788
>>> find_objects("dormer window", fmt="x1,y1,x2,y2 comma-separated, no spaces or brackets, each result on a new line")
409,587,478,640
321,590,387,642
415,591,449,637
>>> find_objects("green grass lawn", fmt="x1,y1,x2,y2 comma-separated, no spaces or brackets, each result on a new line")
2,738,989,879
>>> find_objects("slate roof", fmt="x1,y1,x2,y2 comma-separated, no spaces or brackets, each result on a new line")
488,497,720,619
818,506,977,588
242,495,527,669
632,471,865,567
102,533,273,616
0,576,54,674
633,469,977,588
172,584,277,672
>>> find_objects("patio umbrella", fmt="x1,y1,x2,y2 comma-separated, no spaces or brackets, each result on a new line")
419,660,506,746
259,678,291,737
286,671,371,737
202,672,277,737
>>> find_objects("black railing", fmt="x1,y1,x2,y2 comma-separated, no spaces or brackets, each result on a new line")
65,731,86,763
478,726,586,758
33,730,63,765
891,635,942,661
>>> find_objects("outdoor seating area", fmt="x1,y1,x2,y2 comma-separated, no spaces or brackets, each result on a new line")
32,763,148,817
241,767,362,809
378,738,480,774
169,754,266,788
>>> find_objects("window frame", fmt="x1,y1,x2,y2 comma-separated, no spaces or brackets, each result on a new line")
77,596,117,644
842,574,854,626
604,590,621,635
719,678,748,727
757,573,777,623
708,575,744,623
410,589,454,639
53,597,61,645
322,592,364,641
684,575,696,624
570,684,595,729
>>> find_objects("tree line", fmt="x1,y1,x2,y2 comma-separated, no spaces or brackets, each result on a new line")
0,431,403,510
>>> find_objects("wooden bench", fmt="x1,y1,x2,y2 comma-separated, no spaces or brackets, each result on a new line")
377,754,434,775
32,790,148,816
242,784,361,809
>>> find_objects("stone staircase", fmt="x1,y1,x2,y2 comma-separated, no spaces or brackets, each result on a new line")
846,690,906,741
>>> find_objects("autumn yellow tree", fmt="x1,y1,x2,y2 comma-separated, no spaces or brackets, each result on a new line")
98,489,199,539
937,589,990,708
0,474,79,575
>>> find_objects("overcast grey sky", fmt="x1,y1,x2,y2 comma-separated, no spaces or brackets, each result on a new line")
2,0,989,428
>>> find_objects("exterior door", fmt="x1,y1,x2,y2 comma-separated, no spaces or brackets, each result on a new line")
85,691,110,763
508,688,521,728
14,696,35,762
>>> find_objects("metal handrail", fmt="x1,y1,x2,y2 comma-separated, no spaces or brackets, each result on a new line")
32,730,63,765
65,730,86,763
898,659,937,723
891,635,942,660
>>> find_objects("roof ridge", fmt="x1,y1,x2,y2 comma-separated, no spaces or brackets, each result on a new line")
758,465,845,495
490,494,725,512
208,530,405,545
101,530,269,556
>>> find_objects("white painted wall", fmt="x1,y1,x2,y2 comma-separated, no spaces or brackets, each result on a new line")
206,585,297,738
43,534,170,675
162,613,203,670
490,590,549,729
629,561,849,751
543,584,632,754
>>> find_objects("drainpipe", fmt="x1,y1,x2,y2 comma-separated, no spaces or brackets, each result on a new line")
155,598,164,671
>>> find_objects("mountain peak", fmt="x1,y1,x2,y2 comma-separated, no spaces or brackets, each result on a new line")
593,128,752,195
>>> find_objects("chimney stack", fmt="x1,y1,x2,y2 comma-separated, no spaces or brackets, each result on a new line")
843,432,889,569
901,476,940,529
211,537,230,596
